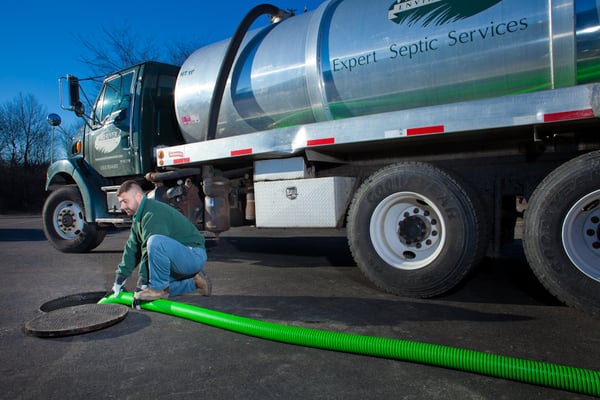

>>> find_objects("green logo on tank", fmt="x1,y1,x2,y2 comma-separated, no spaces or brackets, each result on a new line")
388,0,503,26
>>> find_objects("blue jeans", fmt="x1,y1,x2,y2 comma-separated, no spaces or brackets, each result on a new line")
147,234,207,296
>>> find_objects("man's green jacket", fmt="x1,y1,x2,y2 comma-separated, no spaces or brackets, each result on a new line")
115,197,205,285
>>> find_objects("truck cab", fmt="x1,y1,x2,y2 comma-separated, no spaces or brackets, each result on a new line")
43,62,183,252
84,62,182,178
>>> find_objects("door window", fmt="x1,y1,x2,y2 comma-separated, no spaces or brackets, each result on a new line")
96,72,134,123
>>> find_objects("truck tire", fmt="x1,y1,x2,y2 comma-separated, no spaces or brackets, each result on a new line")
347,162,488,298
523,150,600,317
42,187,106,253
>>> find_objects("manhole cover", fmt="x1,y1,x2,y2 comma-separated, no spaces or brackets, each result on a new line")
25,303,128,338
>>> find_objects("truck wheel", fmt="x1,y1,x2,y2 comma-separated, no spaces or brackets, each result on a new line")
42,187,106,253
347,163,488,298
523,151,600,317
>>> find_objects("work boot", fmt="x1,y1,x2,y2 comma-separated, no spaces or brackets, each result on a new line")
134,287,170,301
194,270,212,296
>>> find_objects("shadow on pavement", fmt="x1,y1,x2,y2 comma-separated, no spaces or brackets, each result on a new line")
177,294,533,327
0,228,46,242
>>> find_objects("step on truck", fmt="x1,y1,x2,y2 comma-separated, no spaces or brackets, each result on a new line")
44,0,600,316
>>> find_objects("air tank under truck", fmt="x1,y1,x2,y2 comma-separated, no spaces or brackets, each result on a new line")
43,0,600,316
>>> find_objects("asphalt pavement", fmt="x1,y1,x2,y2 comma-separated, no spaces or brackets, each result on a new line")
1,214,599,399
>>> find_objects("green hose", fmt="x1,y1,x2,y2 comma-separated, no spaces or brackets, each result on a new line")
99,292,600,396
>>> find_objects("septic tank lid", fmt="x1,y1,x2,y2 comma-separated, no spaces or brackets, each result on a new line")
25,300,128,338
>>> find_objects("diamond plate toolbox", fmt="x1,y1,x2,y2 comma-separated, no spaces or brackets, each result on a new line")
254,177,355,227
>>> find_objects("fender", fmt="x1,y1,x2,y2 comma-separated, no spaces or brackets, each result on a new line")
46,157,110,222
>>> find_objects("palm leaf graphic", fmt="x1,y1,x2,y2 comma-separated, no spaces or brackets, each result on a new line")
389,0,503,26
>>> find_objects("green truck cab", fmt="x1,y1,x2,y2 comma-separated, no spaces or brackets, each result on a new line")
43,62,182,252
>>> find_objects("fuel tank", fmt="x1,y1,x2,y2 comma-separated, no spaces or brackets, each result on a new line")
175,0,600,143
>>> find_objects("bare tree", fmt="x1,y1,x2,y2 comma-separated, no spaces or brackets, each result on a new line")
0,94,51,167
76,25,203,76
76,25,160,76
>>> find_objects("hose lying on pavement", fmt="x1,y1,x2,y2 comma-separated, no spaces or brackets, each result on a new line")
99,292,600,396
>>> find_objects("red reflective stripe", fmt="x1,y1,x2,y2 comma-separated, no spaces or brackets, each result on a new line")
231,148,253,156
307,138,335,146
406,125,445,136
544,109,594,122
173,158,190,164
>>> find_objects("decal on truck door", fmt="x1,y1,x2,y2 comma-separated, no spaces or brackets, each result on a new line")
94,130,121,154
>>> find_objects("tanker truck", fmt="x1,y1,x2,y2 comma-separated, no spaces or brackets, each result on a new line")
44,0,600,316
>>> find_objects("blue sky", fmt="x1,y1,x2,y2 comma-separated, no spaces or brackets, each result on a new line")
0,0,323,128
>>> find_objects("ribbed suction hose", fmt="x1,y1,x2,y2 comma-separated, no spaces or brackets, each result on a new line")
100,293,599,396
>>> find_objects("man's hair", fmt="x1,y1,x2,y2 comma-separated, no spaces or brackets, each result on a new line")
117,180,143,196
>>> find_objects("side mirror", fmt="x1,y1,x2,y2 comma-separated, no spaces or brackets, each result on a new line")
73,101,86,117
67,75,81,107
67,75,86,117
105,108,128,125
47,113,62,127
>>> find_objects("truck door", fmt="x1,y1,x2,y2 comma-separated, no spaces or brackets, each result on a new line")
87,70,137,177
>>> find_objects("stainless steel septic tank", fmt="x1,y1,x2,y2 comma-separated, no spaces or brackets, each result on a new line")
174,0,600,143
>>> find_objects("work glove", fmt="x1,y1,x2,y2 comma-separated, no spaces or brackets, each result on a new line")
112,282,122,297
